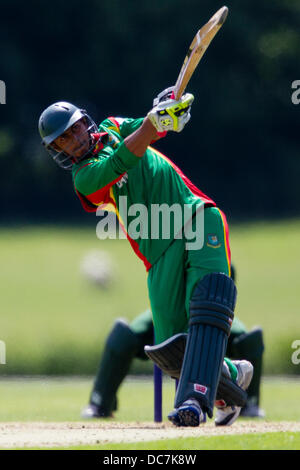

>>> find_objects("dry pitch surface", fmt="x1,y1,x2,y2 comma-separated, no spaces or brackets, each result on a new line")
0,421,299,448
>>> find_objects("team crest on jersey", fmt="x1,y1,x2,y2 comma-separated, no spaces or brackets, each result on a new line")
207,234,221,248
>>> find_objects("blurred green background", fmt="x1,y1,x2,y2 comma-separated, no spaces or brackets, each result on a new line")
1,0,300,222
1,223,300,375
0,1,300,376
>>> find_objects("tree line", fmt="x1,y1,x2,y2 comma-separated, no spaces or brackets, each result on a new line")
0,0,299,223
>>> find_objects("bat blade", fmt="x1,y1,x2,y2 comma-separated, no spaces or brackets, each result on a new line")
174,6,228,100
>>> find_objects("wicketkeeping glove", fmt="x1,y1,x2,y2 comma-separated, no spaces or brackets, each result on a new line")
147,92,194,133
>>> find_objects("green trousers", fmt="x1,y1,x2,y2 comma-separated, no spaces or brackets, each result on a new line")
147,206,231,344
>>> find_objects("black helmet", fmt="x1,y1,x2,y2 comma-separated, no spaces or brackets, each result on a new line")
38,101,98,170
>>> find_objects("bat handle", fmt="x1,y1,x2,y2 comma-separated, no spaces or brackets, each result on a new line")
173,87,182,101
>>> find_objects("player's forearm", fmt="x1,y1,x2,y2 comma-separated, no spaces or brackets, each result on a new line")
124,117,159,157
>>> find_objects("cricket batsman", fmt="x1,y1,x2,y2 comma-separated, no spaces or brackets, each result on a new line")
38,91,253,426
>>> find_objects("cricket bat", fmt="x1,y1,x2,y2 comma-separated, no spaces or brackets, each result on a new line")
173,6,229,100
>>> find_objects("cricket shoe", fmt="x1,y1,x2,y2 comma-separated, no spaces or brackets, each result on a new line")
168,399,206,427
215,360,254,426
81,403,113,419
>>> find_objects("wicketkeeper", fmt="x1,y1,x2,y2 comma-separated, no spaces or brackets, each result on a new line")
38,90,253,426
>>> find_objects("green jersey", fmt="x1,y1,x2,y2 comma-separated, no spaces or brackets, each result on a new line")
72,117,216,270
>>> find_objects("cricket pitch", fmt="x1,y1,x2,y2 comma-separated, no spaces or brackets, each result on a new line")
0,421,299,448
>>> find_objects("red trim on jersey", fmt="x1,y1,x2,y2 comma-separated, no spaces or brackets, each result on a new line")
74,173,125,212
74,188,97,213
107,117,121,130
74,174,125,211
127,237,152,271
119,220,152,271
85,175,125,205
157,151,216,207
219,209,231,265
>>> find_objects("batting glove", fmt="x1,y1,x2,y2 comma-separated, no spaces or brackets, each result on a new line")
147,93,194,133
152,86,175,106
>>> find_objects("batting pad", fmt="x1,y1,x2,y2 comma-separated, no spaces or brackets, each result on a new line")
145,336,247,407
145,333,187,379
174,273,236,418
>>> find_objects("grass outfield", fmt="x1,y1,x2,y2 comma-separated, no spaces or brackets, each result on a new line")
0,376,299,449
68,432,300,450
1,221,300,375
0,226,150,375
1,376,300,422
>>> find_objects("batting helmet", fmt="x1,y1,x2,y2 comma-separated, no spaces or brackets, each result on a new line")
38,101,98,170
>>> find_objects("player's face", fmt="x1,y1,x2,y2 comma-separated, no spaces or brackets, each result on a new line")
52,118,90,160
